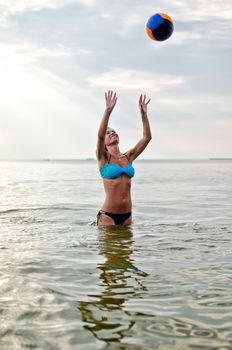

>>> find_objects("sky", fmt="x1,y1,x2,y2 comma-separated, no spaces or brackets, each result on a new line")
0,0,231,159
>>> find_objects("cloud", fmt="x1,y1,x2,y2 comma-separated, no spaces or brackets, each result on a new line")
168,0,232,22
0,0,97,12
154,118,232,158
0,41,93,66
86,68,185,92
0,43,99,159
0,0,98,26
159,95,232,116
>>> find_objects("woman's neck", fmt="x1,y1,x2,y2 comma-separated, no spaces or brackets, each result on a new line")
107,145,121,158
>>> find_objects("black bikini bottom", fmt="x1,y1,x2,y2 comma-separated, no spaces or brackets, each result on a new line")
97,211,131,225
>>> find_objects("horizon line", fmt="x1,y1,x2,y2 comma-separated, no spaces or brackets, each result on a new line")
0,157,232,162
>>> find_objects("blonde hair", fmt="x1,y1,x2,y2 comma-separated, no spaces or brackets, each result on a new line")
105,126,111,152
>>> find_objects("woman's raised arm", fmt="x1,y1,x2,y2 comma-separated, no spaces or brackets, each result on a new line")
127,94,152,162
96,90,117,161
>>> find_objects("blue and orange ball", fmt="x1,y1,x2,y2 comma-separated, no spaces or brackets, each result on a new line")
146,13,174,41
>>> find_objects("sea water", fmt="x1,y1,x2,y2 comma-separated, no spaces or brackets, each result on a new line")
0,159,232,350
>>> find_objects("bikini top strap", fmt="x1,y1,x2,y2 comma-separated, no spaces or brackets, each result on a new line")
123,153,130,162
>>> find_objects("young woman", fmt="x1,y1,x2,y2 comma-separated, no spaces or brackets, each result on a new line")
96,90,152,225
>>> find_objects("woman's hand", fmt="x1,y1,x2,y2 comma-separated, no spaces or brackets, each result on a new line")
105,90,117,113
139,94,151,115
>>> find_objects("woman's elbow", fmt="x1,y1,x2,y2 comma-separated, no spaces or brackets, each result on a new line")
145,135,152,142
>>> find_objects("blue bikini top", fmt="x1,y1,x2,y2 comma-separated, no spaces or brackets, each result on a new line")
100,154,135,179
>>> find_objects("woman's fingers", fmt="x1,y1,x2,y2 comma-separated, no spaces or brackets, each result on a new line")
139,94,150,105
105,91,117,111
106,90,111,99
139,94,151,113
105,90,117,101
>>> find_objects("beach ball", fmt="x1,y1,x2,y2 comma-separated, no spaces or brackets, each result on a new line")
146,13,174,41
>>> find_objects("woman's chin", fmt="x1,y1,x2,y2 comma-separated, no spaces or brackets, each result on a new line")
109,139,119,146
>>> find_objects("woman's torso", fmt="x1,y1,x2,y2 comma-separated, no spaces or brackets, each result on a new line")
98,153,134,213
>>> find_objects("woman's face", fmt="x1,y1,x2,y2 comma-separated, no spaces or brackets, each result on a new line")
105,128,119,147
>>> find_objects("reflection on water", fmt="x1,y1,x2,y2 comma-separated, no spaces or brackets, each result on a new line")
78,225,148,343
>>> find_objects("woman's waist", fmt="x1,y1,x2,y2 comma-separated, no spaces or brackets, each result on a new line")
101,195,132,213
104,190,131,202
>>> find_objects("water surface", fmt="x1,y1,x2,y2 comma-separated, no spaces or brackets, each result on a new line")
0,160,232,349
